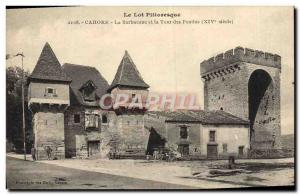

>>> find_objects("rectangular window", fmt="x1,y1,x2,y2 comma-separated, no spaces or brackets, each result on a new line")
74,114,80,123
209,130,216,142
101,115,108,124
222,143,227,153
47,88,54,94
45,87,57,97
85,114,98,129
238,146,244,156
132,94,137,103
180,126,188,139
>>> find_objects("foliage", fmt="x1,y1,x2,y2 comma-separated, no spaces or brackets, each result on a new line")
6,66,33,153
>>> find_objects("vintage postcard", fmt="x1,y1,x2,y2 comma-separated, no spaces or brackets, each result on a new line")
6,6,294,190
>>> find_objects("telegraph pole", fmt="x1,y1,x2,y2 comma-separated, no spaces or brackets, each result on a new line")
17,53,26,161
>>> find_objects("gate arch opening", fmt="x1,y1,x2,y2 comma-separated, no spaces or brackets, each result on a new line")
248,69,273,145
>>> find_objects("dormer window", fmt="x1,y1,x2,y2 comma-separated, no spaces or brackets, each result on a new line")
80,80,97,102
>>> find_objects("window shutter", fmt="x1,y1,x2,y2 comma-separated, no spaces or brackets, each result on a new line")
85,115,89,129
95,115,98,128
98,116,101,132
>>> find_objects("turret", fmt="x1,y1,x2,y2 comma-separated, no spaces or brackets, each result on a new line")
28,42,71,160
108,50,149,114
28,42,72,112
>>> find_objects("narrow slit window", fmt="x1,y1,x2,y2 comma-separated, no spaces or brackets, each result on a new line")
102,115,108,124
74,114,80,123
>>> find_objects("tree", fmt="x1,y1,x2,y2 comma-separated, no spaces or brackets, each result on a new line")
6,66,33,153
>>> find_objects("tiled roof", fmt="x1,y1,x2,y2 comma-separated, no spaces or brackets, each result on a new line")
29,42,71,82
108,50,149,92
160,110,249,125
145,110,248,140
144,111,182,139
188,110,249,125
62,63,109,107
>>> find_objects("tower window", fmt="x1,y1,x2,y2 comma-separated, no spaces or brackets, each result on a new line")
47,88,54,94
132,94,137,103
102,114,108,124
180,126,188,139
74,114,80,123
45,87,57,97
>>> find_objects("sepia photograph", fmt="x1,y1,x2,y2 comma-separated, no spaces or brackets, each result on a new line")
5,6,294,190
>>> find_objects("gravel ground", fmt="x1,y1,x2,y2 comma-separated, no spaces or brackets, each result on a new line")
7,153,295,189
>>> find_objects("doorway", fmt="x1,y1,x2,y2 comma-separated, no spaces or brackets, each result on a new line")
88,141,100,157
146,127,166,155
178,144,189,156
207,144,218,159
238,146,244,157
248,69,273,145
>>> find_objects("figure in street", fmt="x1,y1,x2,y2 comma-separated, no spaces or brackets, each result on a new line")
46,146,52,160
31,145,36,161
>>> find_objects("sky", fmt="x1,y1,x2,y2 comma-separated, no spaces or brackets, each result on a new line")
6,6,294,134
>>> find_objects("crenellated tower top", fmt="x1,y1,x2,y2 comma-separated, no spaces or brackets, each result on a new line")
200,46,281,75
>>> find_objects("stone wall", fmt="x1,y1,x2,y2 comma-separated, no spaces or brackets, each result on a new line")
64,106,85,158
116,114,149,151
64,106,117,158
200,124,250,158
33,111,65,160
165,122,202,157
203,62,249,120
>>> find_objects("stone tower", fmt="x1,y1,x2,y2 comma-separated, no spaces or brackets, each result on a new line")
108,50,150,152
200,47,281,149
28,42,72,160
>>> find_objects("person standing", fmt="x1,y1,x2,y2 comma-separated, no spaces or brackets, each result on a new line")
46,146,52,160
31,145,36,161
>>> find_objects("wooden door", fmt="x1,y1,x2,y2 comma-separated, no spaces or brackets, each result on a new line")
88,141,100,157
207,144,218,159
